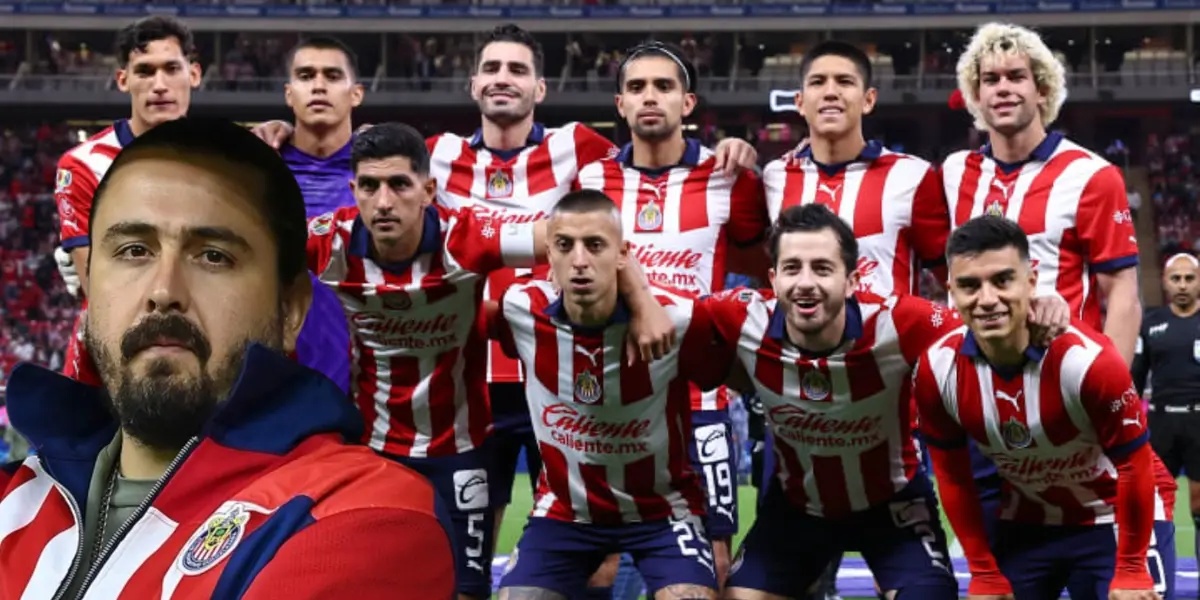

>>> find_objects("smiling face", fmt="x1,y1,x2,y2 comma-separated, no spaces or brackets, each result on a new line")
116,37,201,133
470,41,546,127
285,46,363,131
615,55,696,143
769,228,859,343
975,52,1045,137
796,54,876,141
948,245,1037,346
83,149,308,451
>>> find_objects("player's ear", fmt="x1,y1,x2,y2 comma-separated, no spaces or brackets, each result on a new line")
534,76,547,104
351,81,365,109
682,92,697,119
188,62,202,88
617,240,630,270
615,93,625,119
279,269,313,354
115,69,129,93
793,90,804,113
862,86,878,115
421,175,436,205
845,264,860,299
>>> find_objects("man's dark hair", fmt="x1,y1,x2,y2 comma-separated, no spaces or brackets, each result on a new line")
114,16,195,68
617,40,697,94
351,123,430,176
799,40,873,89
286,36,359,81
476,24,544,77
769,204,858,272
553,189,619,217
946,215,1031,264
89,118,307,287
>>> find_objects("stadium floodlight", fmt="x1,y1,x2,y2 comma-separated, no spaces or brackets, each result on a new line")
769,89,801,113
1190,89,1200,103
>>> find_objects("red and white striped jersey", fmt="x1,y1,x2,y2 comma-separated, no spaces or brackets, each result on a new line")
941,132,1139,330
494,281,729,525
706,289,962,516
914,322,1174,526
427,122,618,384
762,141,950,298
576,139,769,411
55,120,134,250
306,204,538,458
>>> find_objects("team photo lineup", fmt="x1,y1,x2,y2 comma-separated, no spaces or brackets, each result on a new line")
0,6,1197,600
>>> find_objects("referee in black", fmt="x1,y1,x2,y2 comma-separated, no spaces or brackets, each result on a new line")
1133,252,1200,561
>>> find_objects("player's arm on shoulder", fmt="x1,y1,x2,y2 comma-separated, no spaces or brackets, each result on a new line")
240,506,455,599
698,287,762,348
678,299,738,392
445,207,542,274
892,295,962,364
620,262,677,364
573,122,620,167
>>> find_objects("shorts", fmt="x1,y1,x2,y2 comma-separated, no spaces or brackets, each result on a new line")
488,382,541,507
386,445,496,597
689,409,739,539
500,514,718,596
996,520,1176,600
728,474,957,599
1148,409,1200,480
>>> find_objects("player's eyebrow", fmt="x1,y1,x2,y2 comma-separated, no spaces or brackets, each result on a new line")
101,221,251,253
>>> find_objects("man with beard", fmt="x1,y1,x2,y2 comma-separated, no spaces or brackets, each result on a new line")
1133,252,1200,564
575,40,769,590
0,118,455,599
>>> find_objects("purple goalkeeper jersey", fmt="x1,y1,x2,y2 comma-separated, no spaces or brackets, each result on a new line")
283,141,354,393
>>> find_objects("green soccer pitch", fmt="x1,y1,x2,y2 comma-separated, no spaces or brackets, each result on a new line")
493,475,1196,600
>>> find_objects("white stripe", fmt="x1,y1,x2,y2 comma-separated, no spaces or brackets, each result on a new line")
0,461,55,547
85,508,178,599
21,527,77,600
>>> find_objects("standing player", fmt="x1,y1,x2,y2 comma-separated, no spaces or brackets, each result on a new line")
942,22,1142,365
1133,253,1200,562
762,41,950,299
705,204,967,600
576,41,769,586
492,189,729,600
53,16,201,386
306,124,672,600
914,215,1175,600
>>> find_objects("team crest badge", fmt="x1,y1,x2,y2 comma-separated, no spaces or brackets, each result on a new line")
800,369,830,401
574,370,603,404
486,169,513,199
381,291,413,311
985,200,1005,217
55,169,72,193
178,502,253,575
308,212,334,236
636,198,664,232
1001,416,1032,449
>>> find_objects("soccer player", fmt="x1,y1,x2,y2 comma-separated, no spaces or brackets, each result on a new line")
575,40,769,586
942,22,1142,365
914,215,1176,600
305,123,672,600
1,118,455,598
1133,253,1200,563
762,41,950,299
704,204,965,600
491,189,731,600
54,16,201,386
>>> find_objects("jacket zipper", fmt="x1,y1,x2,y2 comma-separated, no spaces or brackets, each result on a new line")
46,454,85,600
50,437,200,600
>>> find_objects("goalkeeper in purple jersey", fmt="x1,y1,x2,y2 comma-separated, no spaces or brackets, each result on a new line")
274,36,366,393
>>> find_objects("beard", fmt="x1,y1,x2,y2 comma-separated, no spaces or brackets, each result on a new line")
85,313,283,452
478,95,534,128
630,120,679,143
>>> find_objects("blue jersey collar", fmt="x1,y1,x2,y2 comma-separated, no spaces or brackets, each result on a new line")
615,138,704,174
981,131,1063,173
767,297,864,351
348,205,441,273
469,122,546,150
114,119,136,147
960,329,1047,379
543,296,631,331
794,140,885,176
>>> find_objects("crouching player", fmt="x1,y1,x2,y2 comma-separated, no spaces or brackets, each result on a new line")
491,190,735,599
914,215,1177,600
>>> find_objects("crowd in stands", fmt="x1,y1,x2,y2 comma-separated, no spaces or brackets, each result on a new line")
1148,132,1200,257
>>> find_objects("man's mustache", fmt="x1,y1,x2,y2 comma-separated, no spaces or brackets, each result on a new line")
120,315,212,363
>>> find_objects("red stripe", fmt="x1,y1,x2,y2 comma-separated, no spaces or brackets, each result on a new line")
957,356,991,446
463,321,493,449
427,349,461,456
445,140,477,198
580,462,621,525
846,325,886,402
812,454,850,517
665,383,706,515
859,440,895,508
1017,150,1090,236
529,289,561,397
525,141,557,196
955,153,985,226
0,486,74,596
777,441,810,509
354,345,380,446
1010,484,1046,523
1056,227,1096,326
781,165,806,215
851,155,893,237
539,442,576,522
117,527,195,599
618,348,655,406
679,165,712,232
602,160,628,208
754,338,785,396
383,355,420,456
817,172,846,215
627,453,670,520
1038,333,1086,446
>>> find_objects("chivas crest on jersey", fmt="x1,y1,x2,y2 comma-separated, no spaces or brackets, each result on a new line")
486,168,514,199
178,502,252,575
574,370,603,404
635,197,665,233
1001,416,1032,450
800,369,831,401
986,199,1005,217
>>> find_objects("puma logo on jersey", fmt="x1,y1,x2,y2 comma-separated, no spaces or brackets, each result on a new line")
640,181,667,200
575,345,602,366
817,182,842,199
991,179,1015,200
1123,416,1143,430
996,390,1023,410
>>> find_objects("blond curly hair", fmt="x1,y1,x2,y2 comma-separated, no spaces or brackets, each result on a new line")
956,22,1067,131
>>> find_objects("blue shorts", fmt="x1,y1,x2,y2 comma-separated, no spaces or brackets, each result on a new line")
500,515,718,596
488,382,541,507
729,474,957,599
689,409,739,539
386,446,496,597
996,520,1176,600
